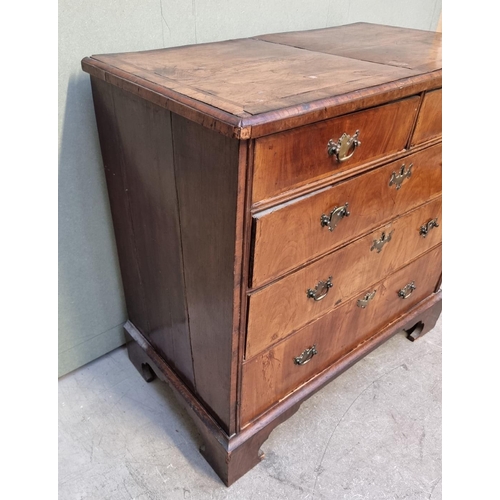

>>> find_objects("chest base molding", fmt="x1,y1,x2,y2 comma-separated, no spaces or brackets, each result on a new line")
125,291,441,486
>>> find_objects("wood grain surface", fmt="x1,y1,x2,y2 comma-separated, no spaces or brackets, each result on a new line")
85,38,417,118
241,245,442,424
90,78,196,387
82,23,442,139
246,197,442,358
256,23,442,72
410,89,442,146
172,115,241,433
252,97,420,202
252,144,442,287
91,78,245,433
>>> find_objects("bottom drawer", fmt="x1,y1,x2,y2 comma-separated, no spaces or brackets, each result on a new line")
240,245,442,425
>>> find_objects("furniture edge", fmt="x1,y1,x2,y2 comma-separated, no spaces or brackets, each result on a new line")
81,56,441,140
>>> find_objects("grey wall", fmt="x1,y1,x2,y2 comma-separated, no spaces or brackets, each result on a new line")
58,0,442,377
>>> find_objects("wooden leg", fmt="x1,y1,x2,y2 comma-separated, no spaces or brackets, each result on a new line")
125,330,157,382
404,294,442,342
198,404,301,486
124,322,302,486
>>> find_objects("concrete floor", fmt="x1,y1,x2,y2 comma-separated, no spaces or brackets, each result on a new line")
59,316,442,500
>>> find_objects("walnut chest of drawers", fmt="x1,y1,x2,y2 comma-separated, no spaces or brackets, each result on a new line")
82,22,442,485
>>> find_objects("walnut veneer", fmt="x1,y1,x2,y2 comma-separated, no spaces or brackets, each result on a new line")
82,22,442,486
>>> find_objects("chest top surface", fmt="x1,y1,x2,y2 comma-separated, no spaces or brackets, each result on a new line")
82,23,441,137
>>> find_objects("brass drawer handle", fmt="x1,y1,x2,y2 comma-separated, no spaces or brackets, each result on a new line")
307,276,333,301
398,281,416,299
357,290,377,308
370,230,394,253
327,130,361,162
294,345,318,365
389,163,413,190
420,218,439,238
320,202,350,232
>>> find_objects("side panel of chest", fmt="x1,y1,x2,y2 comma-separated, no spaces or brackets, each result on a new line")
91,78,243,434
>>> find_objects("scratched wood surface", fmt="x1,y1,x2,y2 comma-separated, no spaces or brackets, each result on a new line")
83,22,443,486
85,37,418,118
257,23,442,72
82,23,442,138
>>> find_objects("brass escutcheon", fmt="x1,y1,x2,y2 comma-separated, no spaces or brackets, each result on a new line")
307,276,333,301
370,230,394,253
420,218,439,238
327,130,361,162
294,345,318,365
357,290,377,308
398,281,416,299
389,163,413,190
320,202,350,232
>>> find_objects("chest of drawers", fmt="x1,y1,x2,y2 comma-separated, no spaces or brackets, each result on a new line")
82,22,442,486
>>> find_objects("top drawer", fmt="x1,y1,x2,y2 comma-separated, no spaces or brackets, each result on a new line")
252,96,420,203
410,89,442,146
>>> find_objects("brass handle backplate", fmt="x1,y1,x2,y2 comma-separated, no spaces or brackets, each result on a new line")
357,290,377,309
370,230,394,253
320,202,350,232
294,345,318,365
389,163,413,190
307,276,333,301
420,218,439,238
398,281,416,299
327,130,361,162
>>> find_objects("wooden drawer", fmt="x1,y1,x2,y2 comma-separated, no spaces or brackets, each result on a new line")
251,144,442,288
241,244,442,425
252,96,420,203
246,196,441,358
411,89,442,146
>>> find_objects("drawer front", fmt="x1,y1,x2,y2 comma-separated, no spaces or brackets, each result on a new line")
241,245,442,425
246,196,442,359
251,144,441,288
411,89,442,146
252,96,420,203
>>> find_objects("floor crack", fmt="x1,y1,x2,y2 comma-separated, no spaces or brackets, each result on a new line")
310,351,437,498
